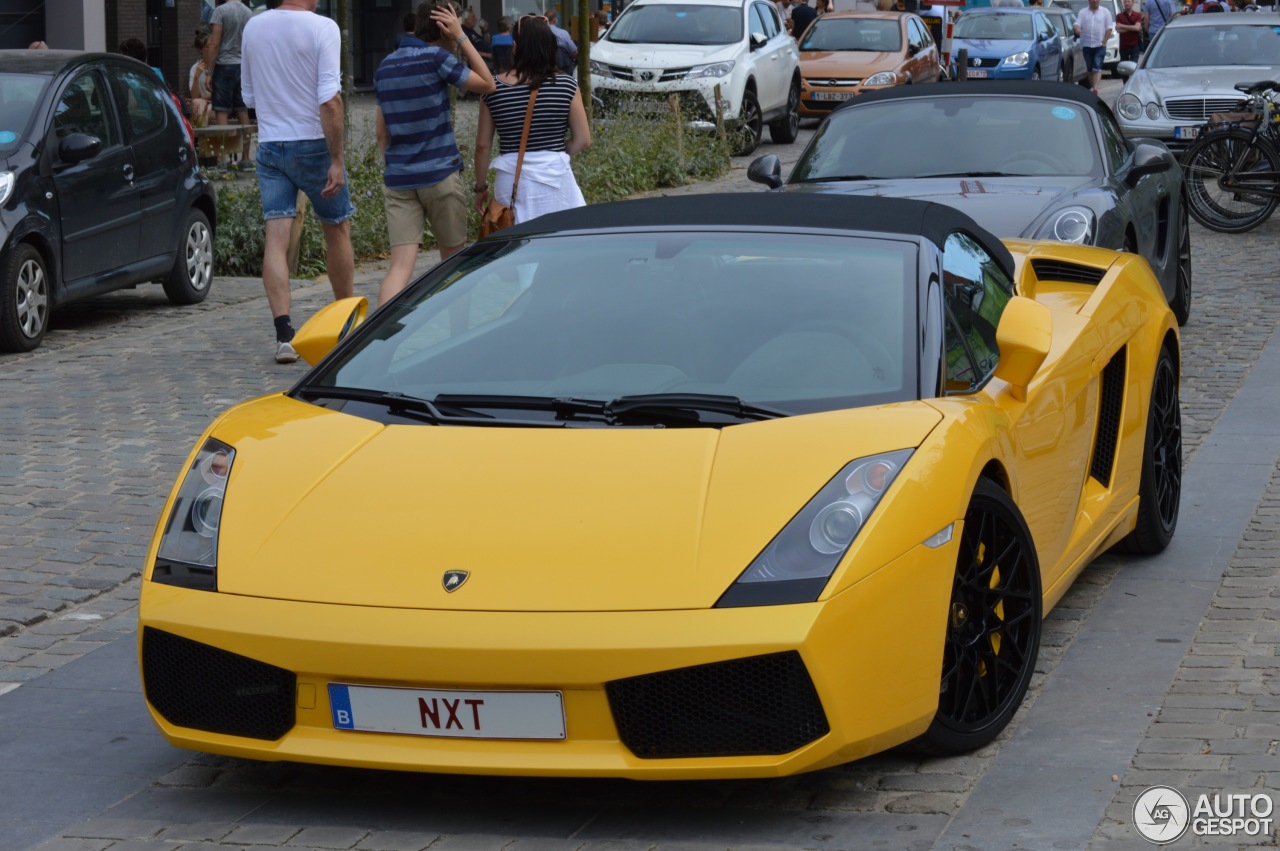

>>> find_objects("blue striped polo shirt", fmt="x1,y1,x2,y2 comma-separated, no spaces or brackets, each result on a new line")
373,36,472,190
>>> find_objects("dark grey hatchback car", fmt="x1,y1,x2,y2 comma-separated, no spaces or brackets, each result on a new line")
0,50,216,352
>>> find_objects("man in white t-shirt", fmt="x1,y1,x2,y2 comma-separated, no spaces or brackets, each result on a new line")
1073,0,1114,94
242,0,355,364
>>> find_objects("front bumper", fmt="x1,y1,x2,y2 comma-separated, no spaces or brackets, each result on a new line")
138,539,955,779
591,75,738,128
798,79,897,116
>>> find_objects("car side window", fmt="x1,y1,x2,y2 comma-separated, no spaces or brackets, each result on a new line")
54,72,116,146
758,2,781,37
907,19,925,51
942,232,1013,394
109,66,168,141
916,18,934,47
1097,108,1130,172
749,4,769,42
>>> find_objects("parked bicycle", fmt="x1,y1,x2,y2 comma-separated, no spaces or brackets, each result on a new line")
1181,80,1280,234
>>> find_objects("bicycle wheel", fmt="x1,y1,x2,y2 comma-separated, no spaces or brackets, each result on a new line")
1183,129,1280,234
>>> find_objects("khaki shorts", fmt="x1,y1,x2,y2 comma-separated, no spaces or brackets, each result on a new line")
383,172,468,249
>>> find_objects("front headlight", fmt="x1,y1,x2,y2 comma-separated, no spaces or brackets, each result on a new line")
589,59,611,76
1117,93,1143,120
688,61,735,79
1006,52,1030,68
0,171,13,207
1035,206,1096,244
152,438,235,590
716,449,913,607
863,71,898,87
1145,102,1161,120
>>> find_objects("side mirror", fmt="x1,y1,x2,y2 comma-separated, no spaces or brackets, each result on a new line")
1126,140,1174,187
293,297,368,366
1116,60,1137,77
59,132,101,164
993,296,1052,402
747,154,784,189
750,31,768,50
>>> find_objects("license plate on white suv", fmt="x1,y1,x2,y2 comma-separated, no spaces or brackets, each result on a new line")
328,684,566,740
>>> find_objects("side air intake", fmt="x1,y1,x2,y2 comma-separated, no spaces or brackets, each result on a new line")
1031,259,1106,286
1090,346,1127,486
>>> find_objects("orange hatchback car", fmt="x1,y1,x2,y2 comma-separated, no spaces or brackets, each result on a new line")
797,11,943,117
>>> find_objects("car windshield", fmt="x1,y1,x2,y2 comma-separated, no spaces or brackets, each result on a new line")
0,73,49,153
791,95,1102,179
606,4,743,45
800,18,903,52
953,12,1034,40
306,232,918,421
1144,24,1280,68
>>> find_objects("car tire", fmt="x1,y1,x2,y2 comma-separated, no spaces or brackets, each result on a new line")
162,208,214,306
1115,346,1182,555
730,87,763,157
1031,65,1041,81
0,242,50,353
768,78,801,145
1171,202,1191,327
911,478,1042,756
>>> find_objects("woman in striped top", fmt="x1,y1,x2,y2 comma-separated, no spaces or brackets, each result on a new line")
473,15,591,224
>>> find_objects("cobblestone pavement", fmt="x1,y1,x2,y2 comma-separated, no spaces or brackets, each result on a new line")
3,78,1278,850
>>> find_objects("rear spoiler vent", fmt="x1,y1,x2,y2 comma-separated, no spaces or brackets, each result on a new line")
1031,259,1106,286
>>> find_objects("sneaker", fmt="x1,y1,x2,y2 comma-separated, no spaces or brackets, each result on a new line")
275,340,299,364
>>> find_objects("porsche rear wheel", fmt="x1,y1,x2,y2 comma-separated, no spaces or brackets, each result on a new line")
913,479,1041,756
1116,347,1181,554
1171,202,1192,327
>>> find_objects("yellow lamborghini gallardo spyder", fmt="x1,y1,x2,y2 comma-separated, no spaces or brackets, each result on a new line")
139,193,1181,779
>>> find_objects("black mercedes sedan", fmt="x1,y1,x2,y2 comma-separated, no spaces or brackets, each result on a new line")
748,82,1190,325
0,50,216,352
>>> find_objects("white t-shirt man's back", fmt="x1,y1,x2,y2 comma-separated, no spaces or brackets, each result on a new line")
241,9,341,143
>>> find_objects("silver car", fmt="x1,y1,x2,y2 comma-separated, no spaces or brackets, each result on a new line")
1116,13,1280,152
1044,6,1087,83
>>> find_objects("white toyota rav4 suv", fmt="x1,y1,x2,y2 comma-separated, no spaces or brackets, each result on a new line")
590,0,802,156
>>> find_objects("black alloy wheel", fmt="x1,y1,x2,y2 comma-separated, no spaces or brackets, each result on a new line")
913,479,1041,755
1171,202,1191,326
0,242,49,353
731,88,763,157
1116,347,1182,554
769,79,801,144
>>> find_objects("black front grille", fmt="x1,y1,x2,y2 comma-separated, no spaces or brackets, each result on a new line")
1091,346,1127,486
606,651,829,758
1031,259,1106,285
967,57,999,69
595,88,714,122
142,628,296,741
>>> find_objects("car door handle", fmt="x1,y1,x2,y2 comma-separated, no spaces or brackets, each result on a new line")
122,164,134,182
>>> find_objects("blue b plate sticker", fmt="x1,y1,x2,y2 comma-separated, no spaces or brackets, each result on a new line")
1051,106,1076,120
328,684,354,729
0,131,15,143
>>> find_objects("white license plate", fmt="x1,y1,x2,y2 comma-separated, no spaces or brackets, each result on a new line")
1175,126,1200,140
329,683,566,740
811,91,853,101
624,100,667,115
966,69,989,79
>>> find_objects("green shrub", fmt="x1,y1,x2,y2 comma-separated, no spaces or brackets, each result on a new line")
213,105,729,279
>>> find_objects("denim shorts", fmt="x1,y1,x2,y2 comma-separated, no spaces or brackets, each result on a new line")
211,63,246,113
1082,45,1105,73
256,139,356,225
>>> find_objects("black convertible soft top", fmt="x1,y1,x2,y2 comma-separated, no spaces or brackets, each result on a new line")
832,80,1109,115
497,193,1016,280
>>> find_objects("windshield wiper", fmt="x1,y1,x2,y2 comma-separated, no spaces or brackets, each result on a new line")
605,393,788,423
432,394,608,418
913,171,1020,178
297,386,493,422
795,174,881,183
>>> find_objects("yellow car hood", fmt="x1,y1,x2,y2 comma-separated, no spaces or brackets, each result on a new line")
212,395,942,612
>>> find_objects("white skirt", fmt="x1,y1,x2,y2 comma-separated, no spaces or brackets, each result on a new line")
491,150,586,224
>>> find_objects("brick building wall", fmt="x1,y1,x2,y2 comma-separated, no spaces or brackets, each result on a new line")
107,0,202,98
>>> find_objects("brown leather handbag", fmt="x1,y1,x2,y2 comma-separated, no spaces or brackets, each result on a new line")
479,88,538,238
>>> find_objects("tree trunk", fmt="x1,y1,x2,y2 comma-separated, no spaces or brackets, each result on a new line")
336,0,351,133
577,0,591,117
